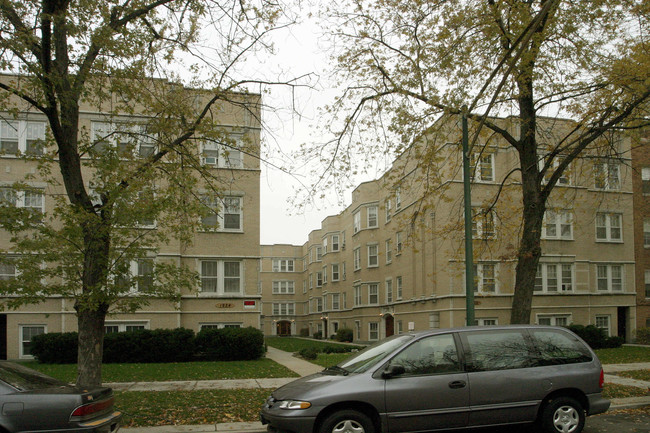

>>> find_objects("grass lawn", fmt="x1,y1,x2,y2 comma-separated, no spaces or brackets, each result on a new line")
595,346,650,364
602,383,649,399
265,337,363,353
117,389,271,427
617,370,650,382
21,358,298,383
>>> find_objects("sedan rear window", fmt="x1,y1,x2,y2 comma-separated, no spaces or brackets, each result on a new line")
462,330,532,371
530,330,592,365
0,362,67,391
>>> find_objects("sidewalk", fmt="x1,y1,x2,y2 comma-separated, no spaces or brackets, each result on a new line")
120,351,650,433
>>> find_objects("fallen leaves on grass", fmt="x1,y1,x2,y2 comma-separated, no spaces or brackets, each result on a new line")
616,369,650,382
602,383,650,399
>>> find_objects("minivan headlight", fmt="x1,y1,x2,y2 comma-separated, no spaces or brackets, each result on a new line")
278,400,312,410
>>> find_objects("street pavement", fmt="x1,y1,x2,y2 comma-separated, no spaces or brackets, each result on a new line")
120,347,650,433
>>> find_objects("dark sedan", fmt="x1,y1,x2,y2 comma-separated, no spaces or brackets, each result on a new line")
0,361,122,433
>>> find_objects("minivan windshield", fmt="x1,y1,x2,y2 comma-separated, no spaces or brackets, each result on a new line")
336,334,414,374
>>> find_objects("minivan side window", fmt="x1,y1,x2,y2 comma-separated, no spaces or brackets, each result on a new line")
530,329,592,365
391,334,461,375
462,330,532,372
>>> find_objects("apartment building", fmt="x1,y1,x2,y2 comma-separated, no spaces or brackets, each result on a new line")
633,132,650,330
0,75,262,359
262,116,638,343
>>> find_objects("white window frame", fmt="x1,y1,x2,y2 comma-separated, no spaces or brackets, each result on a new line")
473,263,497,294
92,121,155,158
199,259,243,296
386,278,393,303
385,239,392,264
354,286,362,306
536,314,571,326
201,136,244,168
477,318,498,326
353,247,361,271
472,207,495,239
595,212,622,242
396,276,403,300
105,321,148,333
332,234,340,251
19,325,46,359
367,244,379,268
353,211,361,234
200,195,243,232
200,323,242,330
331,293,340,310
597,264,623,292
645,269,650,299
542,210,573,240
595,315,611,337
272,259,295,272
272,302,295,316
367,205,378,228
316,271,323,287
642,167,650,195
1,119,47,156
331,263,340,281
116,258,155,293
272,280,295,294
0,187,45,216
0,255,18,280
368,283,379,305
385,199,392,222
369,322,379,340
471,152,495,182
594,160,620,190
396,232,403,254
535,263,574,293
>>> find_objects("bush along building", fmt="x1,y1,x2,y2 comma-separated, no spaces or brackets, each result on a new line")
0,74,262,360
261,116,639,343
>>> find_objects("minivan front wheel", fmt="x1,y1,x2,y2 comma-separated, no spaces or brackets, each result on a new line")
319,410,375,433
541,396,585,433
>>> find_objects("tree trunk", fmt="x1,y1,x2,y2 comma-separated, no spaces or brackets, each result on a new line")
76,301,109,387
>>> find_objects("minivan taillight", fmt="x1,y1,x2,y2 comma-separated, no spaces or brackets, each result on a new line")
599,368,605,389
71,397,114,418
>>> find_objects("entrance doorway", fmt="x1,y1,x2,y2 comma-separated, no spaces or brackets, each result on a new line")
385,314,394,338
276,321,292,336
617,307,628,341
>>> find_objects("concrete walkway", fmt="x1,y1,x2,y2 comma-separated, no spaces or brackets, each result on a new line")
120,350,650,433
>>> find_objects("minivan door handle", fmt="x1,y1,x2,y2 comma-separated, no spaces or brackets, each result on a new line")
448,380,466,389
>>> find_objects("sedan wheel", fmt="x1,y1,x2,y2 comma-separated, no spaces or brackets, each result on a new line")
552,405,580,433
319,410,375,433
541,396,585,433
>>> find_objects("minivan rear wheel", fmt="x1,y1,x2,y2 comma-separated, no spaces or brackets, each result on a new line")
540,396,585,433
319,410,375,433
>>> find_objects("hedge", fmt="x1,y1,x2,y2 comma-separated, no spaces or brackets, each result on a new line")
635,327,650,345
566,324,624,349
29,326,265,364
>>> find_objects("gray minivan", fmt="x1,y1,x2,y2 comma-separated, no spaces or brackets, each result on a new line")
260,325,610,433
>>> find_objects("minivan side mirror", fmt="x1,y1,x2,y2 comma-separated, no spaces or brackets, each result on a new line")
382,363,406,379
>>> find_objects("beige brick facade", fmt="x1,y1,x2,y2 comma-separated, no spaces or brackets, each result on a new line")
0,75,261,359
262,117,638,343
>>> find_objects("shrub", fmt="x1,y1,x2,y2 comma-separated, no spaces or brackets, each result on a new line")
313,331,322,340
299,328,309,337
299,347,318,360
566,324,624,350
636,327,650,345
195,326,264,361
103,328,195,363
30,332,78,364
335,328,353,343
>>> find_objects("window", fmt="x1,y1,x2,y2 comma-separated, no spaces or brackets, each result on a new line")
105,322,147,333
642,168,650,194
645,270,650,298
137,258,154,292
20,325,45,358
200,323,242,330
316,297,323,312
367,206,378,228
92,121,154,157
368,283,379,305
0,256,17,280
597,264,623,292
353,211,361,233
396,276,403,300
472,207,495,239
391,333,460,375
471,152,495,182
595,213,622,242
1,120,46,155
354,286,362,306
429,312,440,329
115,258,154,293
396,232,403,254
332,234,340,251
395,187,402,210
272,302,295,315
473,263,496,294
200,195,243,231
332,293,340,310
332,263,340,281
385,239,392,263
644,219,650,247
322,266,328,284
531,329,592,365
535,263,573,293
543,210,573,240
368,244,378,267
477,318,497,326
316,246,323,261
272,259,294,272
594,161,620,190
385,199,392,222
1,187,45,221
595,316,611,336
369,322,379,340
355,321,361,340
200,260,242,295
539,155,570,186
386,278,393,303
353,247,361,271
316,271,323,287
463,330,531,371
323,237,328,254
272,281,295,294
537,315,570,326
309,273,313,290
201,137,243,168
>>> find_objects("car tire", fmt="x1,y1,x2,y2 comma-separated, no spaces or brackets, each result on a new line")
319,410,375,433
540,396,585,433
